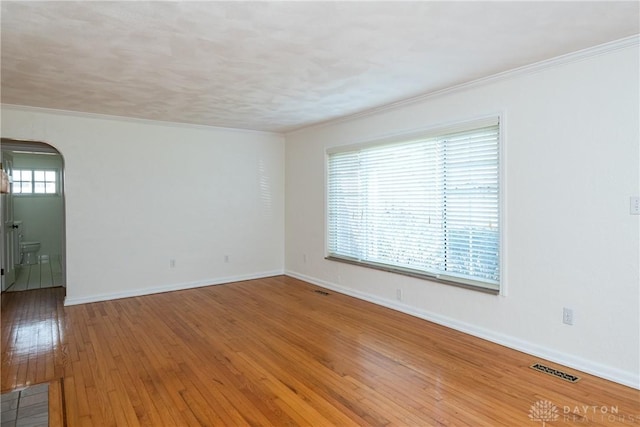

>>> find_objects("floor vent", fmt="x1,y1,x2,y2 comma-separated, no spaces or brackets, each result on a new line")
313,290,330,296
530,363,581,383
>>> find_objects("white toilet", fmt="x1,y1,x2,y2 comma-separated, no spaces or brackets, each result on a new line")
17,223,41,265
13,221,42,265
20,241,41,265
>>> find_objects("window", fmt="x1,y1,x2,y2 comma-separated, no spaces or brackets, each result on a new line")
12,169,58,195
327,118,501,292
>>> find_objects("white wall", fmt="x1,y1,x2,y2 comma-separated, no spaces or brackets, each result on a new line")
10,152,64,261
1,107,285,304
285,44,640,388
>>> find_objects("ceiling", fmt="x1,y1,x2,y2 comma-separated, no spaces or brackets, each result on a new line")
1,1,638,133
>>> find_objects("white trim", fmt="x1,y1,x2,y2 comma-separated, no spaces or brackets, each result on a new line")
498,110,508,297
284,270,640,390
288,35,640,135
325,115,500,154
326,112,504,153
63,269,284,306
0,104,282,137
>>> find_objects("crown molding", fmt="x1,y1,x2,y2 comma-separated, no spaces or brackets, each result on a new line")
0,103,283,137
287,35,640,135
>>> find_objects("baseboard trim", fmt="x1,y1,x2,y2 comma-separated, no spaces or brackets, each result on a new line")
285,270,639,390
63,270,284,306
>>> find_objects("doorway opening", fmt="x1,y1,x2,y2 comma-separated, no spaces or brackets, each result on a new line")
1,139,66,294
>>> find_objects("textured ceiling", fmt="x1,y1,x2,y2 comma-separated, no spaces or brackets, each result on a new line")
1,1,639,133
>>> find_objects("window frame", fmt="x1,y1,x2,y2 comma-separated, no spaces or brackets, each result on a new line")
324,114,506,295
11,168,60,196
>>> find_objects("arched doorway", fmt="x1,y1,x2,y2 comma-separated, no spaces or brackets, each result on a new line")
1,139,66,293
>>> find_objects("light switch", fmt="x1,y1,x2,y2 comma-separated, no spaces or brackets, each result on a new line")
631,196,640,215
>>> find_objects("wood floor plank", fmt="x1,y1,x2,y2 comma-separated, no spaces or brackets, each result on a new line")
49,378,66,427
2,277,639,426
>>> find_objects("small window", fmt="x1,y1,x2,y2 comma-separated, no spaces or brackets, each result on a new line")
12,169,58,195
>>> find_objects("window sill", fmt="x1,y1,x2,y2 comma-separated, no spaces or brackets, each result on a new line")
325,255,500,295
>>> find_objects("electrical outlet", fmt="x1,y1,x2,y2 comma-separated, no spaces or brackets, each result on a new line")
170,259,176,268
396,288,403,301
563,307,574,325
303,253,307,263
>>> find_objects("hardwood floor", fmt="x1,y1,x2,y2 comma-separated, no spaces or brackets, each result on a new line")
2,276,639,426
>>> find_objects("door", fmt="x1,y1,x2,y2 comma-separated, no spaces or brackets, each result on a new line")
1,152,16,290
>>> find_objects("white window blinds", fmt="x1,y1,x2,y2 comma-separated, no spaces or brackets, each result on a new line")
327,119,500,292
